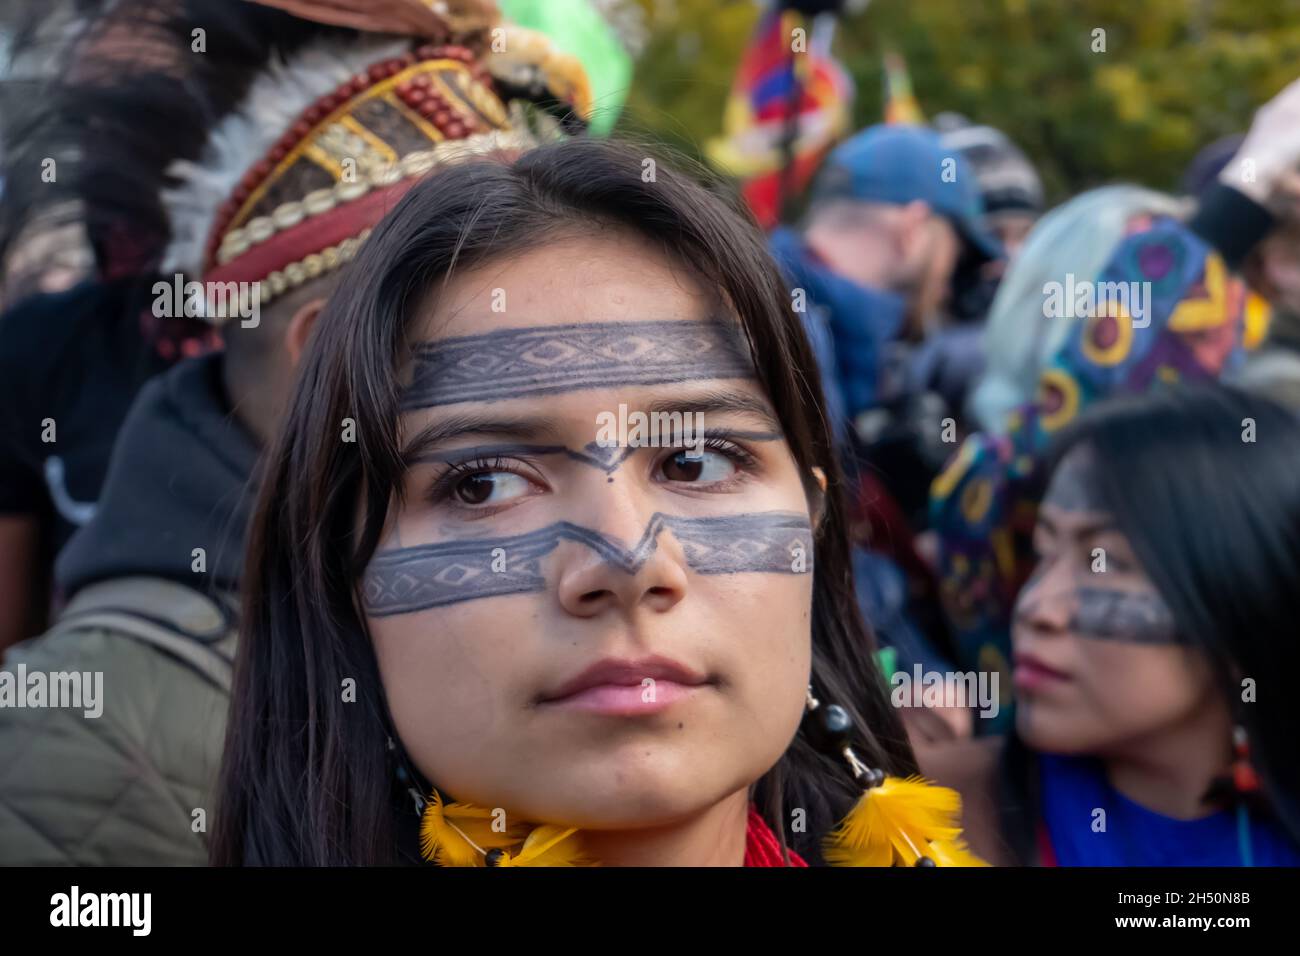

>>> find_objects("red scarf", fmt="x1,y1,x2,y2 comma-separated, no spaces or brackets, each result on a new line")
744,804,808,867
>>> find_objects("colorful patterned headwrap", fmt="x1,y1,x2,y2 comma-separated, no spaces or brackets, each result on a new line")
930,214,1249,722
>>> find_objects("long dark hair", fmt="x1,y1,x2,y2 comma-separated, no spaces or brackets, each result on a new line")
1001,384,1300,855
212,137,916,866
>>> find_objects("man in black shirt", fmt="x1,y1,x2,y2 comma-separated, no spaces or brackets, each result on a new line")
0,278,184,646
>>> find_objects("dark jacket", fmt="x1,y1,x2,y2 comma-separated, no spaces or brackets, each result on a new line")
769,226,907,433
0,354,256,864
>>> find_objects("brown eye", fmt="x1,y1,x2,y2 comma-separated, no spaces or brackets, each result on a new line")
660,450,735,483
662,452,702,482
453,471,529,506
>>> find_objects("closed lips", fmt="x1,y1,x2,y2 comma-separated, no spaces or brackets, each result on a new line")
1013,651,1070,680
539,656,710,704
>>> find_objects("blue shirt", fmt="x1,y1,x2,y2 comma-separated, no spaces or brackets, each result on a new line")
1040,753,1300,866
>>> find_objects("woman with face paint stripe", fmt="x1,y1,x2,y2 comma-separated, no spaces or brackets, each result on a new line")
922,385,1300,866
208,137,989,867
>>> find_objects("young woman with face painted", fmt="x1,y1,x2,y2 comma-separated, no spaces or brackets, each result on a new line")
923,385,1300,866
209,139,986,867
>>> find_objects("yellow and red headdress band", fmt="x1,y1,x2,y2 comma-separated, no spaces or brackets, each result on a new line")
164,23,592,319
204,43,515,306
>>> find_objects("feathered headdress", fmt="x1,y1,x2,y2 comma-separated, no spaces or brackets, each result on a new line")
0,0,591,315
161,11,593,321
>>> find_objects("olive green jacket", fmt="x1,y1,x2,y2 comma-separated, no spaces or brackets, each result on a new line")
0,577,236,865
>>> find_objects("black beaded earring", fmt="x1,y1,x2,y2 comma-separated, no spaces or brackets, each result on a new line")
802,685,886,787
387,735,427,816
803,684,974,866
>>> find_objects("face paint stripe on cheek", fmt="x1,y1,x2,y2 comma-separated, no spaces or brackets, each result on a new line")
1069,586,1180,644
401,320,757,409
362,511,813,616
663,513,812,575
362,525,557,616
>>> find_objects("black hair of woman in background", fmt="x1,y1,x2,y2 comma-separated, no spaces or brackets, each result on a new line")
209,138,957,867
925,385,1300,865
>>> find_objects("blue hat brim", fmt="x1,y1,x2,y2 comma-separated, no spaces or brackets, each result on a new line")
953,216,1004,265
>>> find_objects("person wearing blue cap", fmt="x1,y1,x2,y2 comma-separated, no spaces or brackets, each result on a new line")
769,125,1001,746
770,123,1001,433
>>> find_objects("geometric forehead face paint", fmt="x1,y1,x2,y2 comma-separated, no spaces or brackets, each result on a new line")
1041,444,1109,514
402,319,756,409
362,511,812,617
1070,586,1181,645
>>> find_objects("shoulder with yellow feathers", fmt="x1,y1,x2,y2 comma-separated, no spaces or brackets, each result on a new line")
417,777,987,868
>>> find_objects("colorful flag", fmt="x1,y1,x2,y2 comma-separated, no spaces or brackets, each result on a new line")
706,6,854,229
883,49,924,124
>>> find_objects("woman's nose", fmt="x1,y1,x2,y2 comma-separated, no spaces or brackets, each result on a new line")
554,493,690,619
1012,559,1076,635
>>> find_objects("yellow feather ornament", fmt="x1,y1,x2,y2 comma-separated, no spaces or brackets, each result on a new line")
493,825,597,867
822,775,983,867
925,837,990,867
418,791,528,867
418,775,986,867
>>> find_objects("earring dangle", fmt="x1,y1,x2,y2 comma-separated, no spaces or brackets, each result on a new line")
1231,725,1261,795
804,684,986,866
387,735,426,816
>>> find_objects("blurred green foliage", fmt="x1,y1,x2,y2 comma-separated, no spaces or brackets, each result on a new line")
617,0,1300,202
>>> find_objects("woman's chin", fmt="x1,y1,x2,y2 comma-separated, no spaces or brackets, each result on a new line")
504,769,742,831
1016,707,1093,755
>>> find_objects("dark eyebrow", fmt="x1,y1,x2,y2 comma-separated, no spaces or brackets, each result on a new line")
399,388,781,465
1036,507,1119,539
400,414,562,466
643,388,783,433
1079,521,1123,540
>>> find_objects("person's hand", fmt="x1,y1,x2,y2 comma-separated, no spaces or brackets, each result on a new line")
1245,213,1300,315
898,702,974,747
1270,167,1300,223
1220,76,1300,208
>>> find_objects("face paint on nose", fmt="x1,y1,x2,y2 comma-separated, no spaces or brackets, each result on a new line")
1069,585,1180,644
